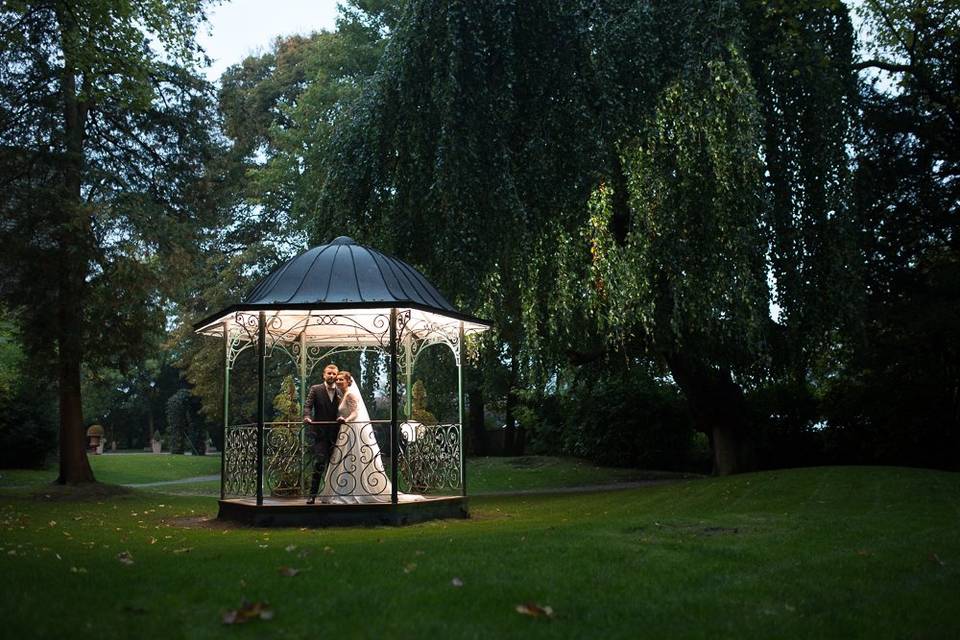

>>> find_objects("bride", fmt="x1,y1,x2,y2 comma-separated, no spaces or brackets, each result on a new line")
317,371,392,503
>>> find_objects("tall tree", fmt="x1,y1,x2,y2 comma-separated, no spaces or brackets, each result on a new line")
319,0,860,471
823,0,960,468
319,0,608,453
0,1,217,482
176,1,399,422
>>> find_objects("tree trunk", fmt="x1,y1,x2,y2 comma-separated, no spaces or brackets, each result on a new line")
54,8,94,484
468,388,486,456
666,350,754,475
502,394,515,456
147,410,154,449
503,356,521,456
56,331,93,484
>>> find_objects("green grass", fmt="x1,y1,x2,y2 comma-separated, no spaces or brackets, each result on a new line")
1,466,958,638
1,455,684,495
0,453,221,487
466,456,691,493
132,455,678,497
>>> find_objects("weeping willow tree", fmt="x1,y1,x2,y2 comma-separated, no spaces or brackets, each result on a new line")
319,0,859,472
742,0,861,381
320,0,608,453
572,0,859,473
584,46,771,474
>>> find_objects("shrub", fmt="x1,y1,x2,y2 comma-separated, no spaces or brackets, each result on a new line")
528,368,698,471
0,387,57,468
410,380,437,425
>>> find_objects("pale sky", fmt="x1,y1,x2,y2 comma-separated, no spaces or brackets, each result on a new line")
198,0,341,81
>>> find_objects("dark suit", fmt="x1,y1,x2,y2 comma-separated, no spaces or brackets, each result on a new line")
304,383,342,498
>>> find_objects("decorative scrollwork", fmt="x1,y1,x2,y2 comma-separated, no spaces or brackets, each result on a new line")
397,423,462,493
304,344,389,377
304,313,394,349
398,317,463,371
223,425,258,497
226,336,253,370
320,422,392,499
269,341,300,369
264,424,303,497
224,421,398,500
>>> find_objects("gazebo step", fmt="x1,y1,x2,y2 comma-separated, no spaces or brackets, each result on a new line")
217,496,468,527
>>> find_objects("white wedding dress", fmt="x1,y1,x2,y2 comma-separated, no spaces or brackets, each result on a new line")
317,382,392,503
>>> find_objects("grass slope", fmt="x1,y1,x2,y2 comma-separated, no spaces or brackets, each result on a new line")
1,466,957,639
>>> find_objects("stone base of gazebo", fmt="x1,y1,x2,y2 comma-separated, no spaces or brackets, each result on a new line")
217,495,468,527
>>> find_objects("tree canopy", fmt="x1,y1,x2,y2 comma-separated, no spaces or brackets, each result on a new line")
2,0,956,477
0,0,219,481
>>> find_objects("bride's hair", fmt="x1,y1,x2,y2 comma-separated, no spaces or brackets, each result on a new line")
338,371,354,386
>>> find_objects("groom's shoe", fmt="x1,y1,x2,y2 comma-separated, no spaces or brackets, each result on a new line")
306,496,316,505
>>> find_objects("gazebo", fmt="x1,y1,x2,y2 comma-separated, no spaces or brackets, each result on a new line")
194,237,491,526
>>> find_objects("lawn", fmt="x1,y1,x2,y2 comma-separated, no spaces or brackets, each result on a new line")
0,454,688,495
0,453,221,488
1,465,957,638
467,456,691,493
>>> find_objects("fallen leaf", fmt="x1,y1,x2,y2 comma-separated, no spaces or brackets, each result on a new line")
323,546,334,554
931,553,945,566
48,521,56,527
285,545,297,553
516,602,554,618
856,549,871,557
278,566,300,577
297,549,311,559
222,600,274,625
172,547,193,554
451,577,464,587
403,562,417,574
117,551,134,566
148,537,157,545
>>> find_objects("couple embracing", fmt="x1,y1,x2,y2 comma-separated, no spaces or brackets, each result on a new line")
302,363,391,504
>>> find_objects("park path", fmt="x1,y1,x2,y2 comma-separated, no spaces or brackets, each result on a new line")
125,475,684,495
123,475,219,488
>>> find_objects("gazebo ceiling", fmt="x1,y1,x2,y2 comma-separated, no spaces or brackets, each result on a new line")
194,237,490,345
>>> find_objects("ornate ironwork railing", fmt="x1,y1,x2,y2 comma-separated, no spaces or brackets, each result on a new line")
222,421,463,501
397,423,463,493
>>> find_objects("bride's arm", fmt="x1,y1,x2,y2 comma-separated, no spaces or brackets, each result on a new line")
340,394,359,423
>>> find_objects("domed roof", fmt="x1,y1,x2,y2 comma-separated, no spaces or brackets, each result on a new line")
243,236,456,311
193,237,489,339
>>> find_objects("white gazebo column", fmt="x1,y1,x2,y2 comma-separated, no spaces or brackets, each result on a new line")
221,323,230,501
298,331,307,411
298,330,308,496
256,311,266,506
403,332,414,418
389,308,399,504
458,322,466,496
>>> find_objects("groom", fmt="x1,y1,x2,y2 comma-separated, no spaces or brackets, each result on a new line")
303,363,342,504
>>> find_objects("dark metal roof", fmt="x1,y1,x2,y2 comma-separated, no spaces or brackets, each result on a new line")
194,237,490,330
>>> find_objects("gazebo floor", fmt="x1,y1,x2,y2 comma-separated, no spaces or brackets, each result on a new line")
217,494,468,527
